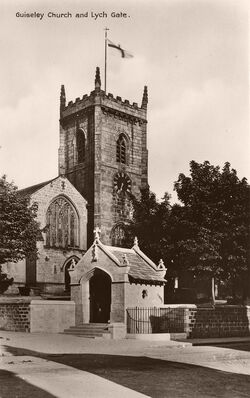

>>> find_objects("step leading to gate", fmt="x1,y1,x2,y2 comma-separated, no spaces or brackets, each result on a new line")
63,323,110,339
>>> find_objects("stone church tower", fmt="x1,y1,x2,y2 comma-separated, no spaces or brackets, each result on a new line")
58,67,148,246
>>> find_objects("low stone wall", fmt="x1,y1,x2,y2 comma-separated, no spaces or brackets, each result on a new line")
0,297,32,332
187,306,250,338
30,300,75,333
126,305,250,338
0,298,75,333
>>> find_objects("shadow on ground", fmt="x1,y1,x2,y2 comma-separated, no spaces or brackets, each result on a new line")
3,345,250,398
211,342,250,352
0,369,57,398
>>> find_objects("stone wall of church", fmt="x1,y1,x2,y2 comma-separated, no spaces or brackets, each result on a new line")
3,177,87,295
35,242,84,294
95,99,148,244
31,176,87,293
32,176,87,250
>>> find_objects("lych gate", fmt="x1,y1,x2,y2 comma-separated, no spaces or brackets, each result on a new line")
68,234,166,339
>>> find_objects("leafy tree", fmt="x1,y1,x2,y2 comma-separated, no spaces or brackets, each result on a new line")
173,161,249,297
128,187,171,262
128,161,250,301
0,175,39,292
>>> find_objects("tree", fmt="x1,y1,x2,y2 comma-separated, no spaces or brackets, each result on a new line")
128,161,249,301
0,175,39,292
127,187,171,262
172,161,249,299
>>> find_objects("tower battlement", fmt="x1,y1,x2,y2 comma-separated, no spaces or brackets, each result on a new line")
60,67,148,122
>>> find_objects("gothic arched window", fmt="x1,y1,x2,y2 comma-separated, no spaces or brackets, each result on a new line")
116,134,127,164
77,129,86,163
45,196,79,248
111,223,127,247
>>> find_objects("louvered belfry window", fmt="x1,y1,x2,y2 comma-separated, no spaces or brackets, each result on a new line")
116,135,127,164
45,196,79,248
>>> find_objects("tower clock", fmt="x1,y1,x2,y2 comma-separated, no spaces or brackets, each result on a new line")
114,172,131,194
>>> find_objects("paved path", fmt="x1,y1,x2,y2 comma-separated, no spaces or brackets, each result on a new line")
1,332,250,397
1,355,148,398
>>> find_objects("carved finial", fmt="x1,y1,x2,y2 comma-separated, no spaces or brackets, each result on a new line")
60,84,66,112
133,236,139,247
122,254,129,265
92,243,98,262
93,226,101,241
141,86,148,109
158,259,165,270
95,67,101,91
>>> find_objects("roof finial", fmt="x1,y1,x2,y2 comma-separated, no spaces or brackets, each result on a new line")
92,243,98,262
95,67,101,91
141,86,148,109
133,236,139,247
93,226,101,242
122,254,129,265
60,84,66,113
158,259,165,270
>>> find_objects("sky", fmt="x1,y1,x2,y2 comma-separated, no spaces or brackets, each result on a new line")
0,0,249,202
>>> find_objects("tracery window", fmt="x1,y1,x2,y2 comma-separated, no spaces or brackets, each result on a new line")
111,223,127,247
77,129,86,163
116,134,127,164
45,196,79,248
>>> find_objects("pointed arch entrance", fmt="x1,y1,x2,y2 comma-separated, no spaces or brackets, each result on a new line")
89,269,111,323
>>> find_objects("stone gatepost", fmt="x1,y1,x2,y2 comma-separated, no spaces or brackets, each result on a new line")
110,281,126,323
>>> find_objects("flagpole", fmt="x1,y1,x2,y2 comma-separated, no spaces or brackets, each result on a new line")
104,27,109,94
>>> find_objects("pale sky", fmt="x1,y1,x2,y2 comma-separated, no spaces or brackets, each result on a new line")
0,0,249,202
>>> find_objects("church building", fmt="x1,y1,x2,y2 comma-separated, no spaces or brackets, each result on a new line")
4,67,164,299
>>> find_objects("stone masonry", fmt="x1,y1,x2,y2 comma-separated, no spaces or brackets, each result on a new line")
0,299,30,332
3,176,88,295
59,67,148,245
187,306,250,338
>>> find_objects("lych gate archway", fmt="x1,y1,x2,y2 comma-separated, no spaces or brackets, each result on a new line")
89,269,111,323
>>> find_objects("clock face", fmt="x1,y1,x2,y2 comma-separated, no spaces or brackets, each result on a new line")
114,173,131,193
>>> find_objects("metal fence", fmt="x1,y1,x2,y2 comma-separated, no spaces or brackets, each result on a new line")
126,307,187,334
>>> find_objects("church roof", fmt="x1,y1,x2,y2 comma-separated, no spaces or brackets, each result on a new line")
18,178,56,197
102,243,166,284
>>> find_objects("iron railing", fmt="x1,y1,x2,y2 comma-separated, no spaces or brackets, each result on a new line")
126,307,187,334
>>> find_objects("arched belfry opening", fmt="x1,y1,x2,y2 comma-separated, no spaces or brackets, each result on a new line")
116,134,127,164
89,268,111,323
76,128,86,163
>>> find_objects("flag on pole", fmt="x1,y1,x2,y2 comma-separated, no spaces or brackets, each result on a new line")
107,39,133,58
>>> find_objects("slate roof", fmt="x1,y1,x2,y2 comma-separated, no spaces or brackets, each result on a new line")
104,245,166,284
17,178,56,197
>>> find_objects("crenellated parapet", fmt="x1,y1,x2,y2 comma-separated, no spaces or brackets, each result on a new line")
60,67,148,123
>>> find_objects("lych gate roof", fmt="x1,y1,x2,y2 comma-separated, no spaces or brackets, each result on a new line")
101,243,166,284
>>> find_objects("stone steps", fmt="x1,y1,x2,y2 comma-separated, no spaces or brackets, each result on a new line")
63,323,110,339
